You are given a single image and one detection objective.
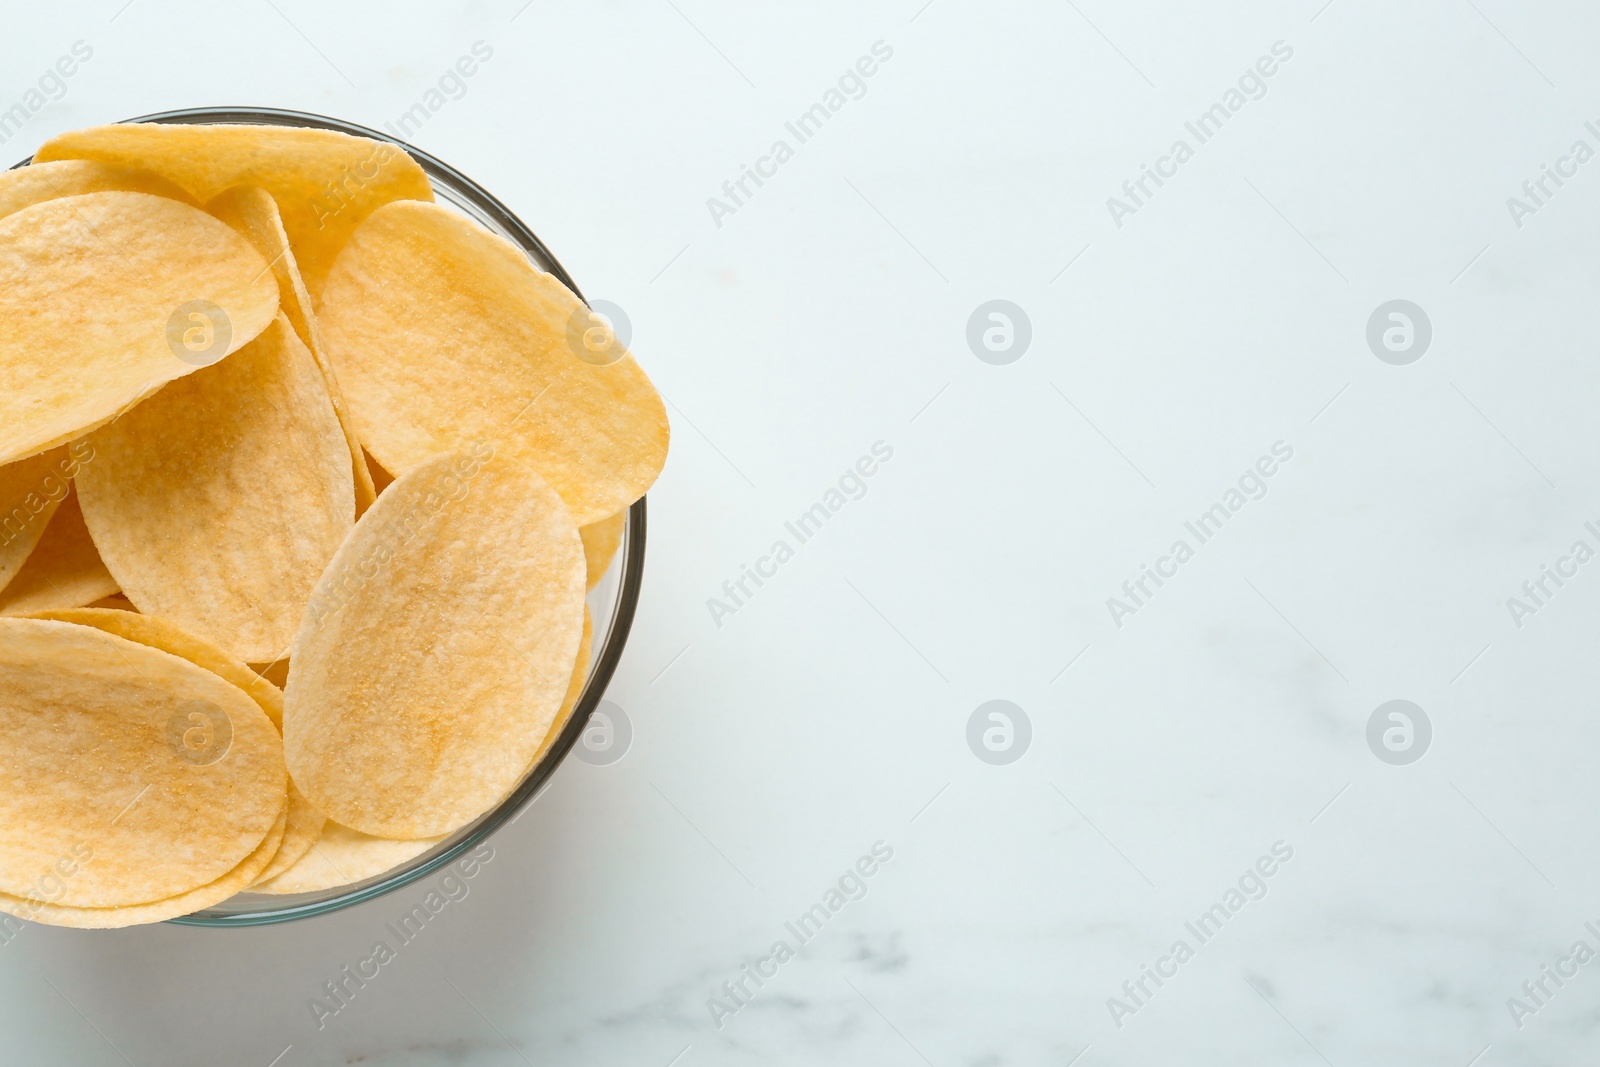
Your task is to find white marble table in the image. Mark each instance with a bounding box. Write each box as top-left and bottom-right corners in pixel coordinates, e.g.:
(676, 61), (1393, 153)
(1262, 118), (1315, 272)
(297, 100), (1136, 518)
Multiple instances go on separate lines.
(4, 1), (1599, 1063)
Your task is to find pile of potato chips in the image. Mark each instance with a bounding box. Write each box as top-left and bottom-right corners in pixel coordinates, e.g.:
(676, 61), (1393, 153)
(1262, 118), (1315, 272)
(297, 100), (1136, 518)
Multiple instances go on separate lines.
(0, 122), (667, 927)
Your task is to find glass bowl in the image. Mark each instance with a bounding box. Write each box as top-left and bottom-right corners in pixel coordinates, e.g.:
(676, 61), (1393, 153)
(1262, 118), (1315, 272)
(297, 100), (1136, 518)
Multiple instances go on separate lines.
(10, 106), (646, 925)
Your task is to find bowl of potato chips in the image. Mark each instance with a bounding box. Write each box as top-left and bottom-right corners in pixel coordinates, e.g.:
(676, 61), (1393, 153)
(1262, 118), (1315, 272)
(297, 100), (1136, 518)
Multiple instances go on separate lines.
(0, 107), (664, 926)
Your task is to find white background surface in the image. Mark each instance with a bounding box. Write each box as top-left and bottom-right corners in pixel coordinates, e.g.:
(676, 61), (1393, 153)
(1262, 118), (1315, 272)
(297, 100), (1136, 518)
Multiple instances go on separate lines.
(4, 1), (1600, 1064)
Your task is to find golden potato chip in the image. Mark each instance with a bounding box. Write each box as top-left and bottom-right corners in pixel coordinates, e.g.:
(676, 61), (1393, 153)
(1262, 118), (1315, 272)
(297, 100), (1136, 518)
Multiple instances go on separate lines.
(0, 446), (75, 591)
(487, 609), (592, 814)
(24, 608), (328, 882)
(204, 187), (320, 354)
(580, 511), (626, 591)
(319, 200), (669, 525)
(0, 618), (283, 907)
(0, 800), (287, 929)
(285, 448), (585, 838)
(77, 315), (355, 662)
(0, 190), (279, 467)
(253, 820), (443, 895)
(0, 490), (118, 616)
(27, 608), (284, 729)
(252, 782), (325, 887)
(6, 120), (671, 919)
(0, 159), (196, 221)
(527, 607), (593, 772)
(206, 185), (377, 514)
(35, 123), (434, 296)
(19, 607), (305, 883)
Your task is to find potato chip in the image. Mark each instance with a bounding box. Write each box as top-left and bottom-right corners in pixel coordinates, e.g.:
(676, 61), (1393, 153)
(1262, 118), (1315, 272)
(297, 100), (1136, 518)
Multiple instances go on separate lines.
(484, 608), (592, 817)
(5, 119), (668, 920)
(252, 782), (325, 887)
(0, 159), (195, 221)
(0, 618), (283, 907)
(0, 447), (74, 592)
(253, 820), (443, 896)
(580, 511), (626, 591)
(22, 607), (329, 882)
(206, 185), (377, 513)
(0, 190), (279, 467)
(318, 200), (669, 526)
(77, 315), (355, 663)
(35, 123), (434, 296)
(285, 448), (585, 838)
(0, 800), (287, 929)
(0, 490), (118, 616)
(27, 608), (284, 729)
(527, 607), (593, 772)
(204, 187), (320, 356)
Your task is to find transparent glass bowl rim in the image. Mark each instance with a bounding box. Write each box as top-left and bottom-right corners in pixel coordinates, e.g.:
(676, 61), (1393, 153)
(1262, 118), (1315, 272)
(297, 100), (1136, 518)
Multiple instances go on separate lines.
(9, 106), (646, 926)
